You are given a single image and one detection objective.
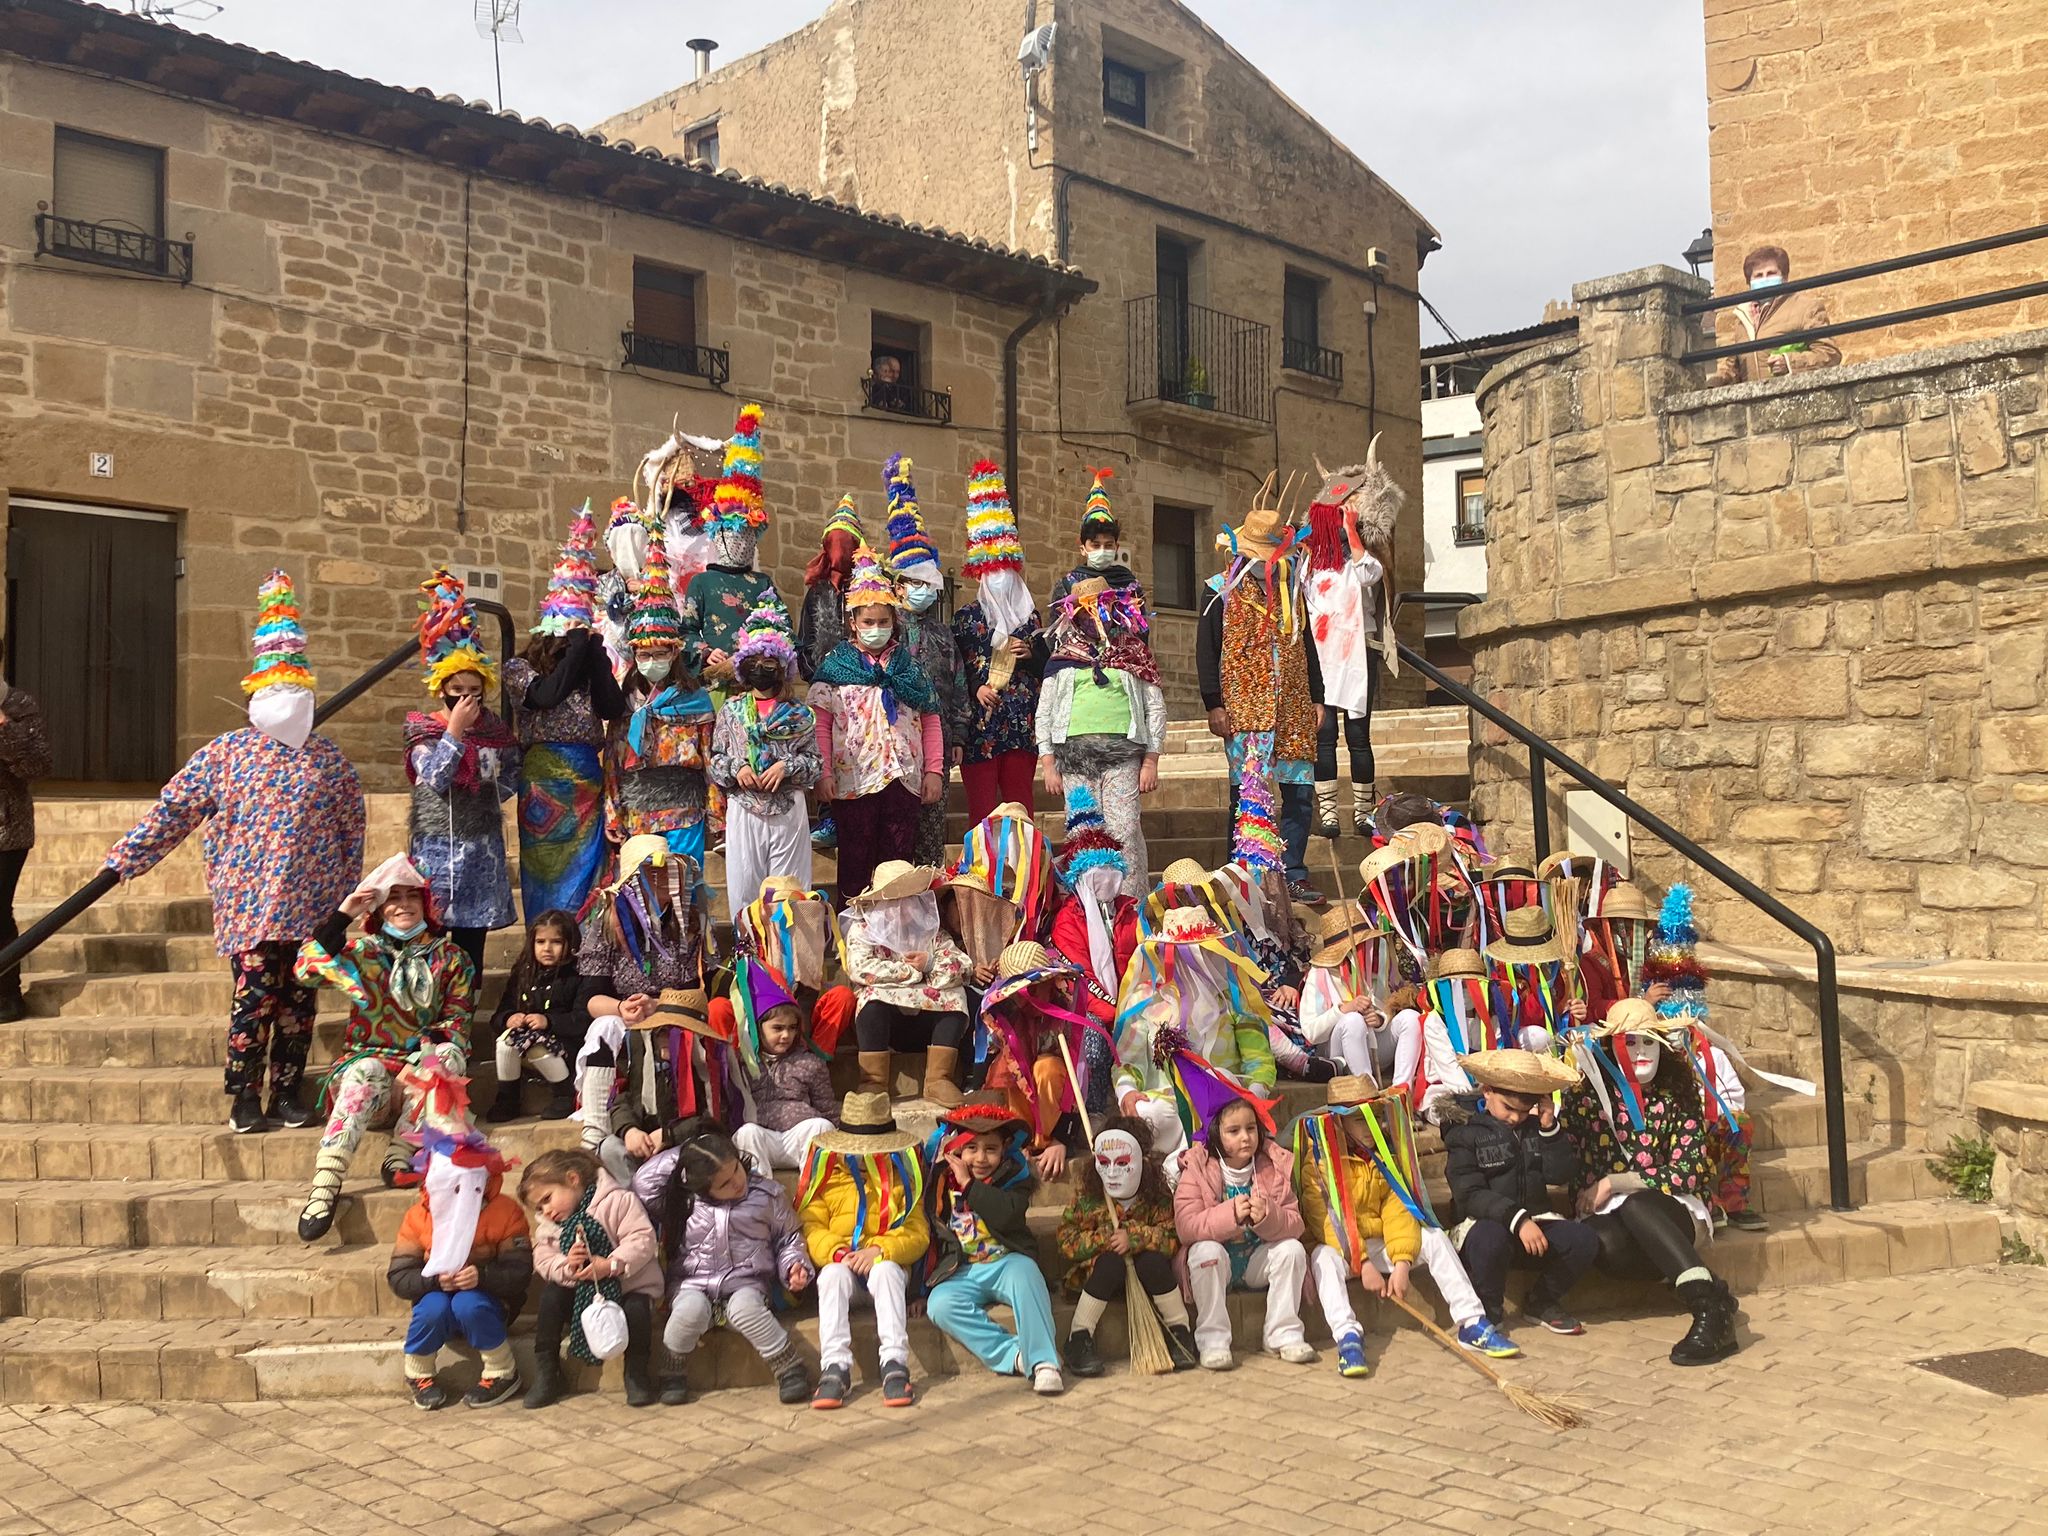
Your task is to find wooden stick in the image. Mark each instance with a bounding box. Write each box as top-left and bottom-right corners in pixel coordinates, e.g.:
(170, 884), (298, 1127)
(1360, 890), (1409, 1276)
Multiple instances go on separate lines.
(1379, 1289), (1589, 1430)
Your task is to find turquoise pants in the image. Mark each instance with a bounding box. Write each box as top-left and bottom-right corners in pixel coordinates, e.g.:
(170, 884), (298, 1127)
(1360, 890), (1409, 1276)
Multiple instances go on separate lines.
(926, 1252), (1060, 1375)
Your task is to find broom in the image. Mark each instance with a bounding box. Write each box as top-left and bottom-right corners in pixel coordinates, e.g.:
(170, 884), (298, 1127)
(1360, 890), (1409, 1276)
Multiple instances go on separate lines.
(1376, 1287), (1589, 1431)
(1055, 1033), (1177, 1376)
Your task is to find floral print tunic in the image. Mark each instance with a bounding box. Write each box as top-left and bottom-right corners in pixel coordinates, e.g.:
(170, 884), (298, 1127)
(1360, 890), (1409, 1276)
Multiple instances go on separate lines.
(951, 601), (1046, 762)
(1561, 1081), (1710, 1201)
(841, 920), (971, 1015)
(1055, 1192), (1177, 1295)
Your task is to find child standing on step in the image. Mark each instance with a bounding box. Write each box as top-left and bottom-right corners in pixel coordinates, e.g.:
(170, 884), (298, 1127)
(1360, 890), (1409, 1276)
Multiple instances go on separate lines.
(1057, 1119), (1197, 1376)
(485, 909), (582, 1124)
(519, 1147), (664, 1409)
(388, 1139), (532, 1410)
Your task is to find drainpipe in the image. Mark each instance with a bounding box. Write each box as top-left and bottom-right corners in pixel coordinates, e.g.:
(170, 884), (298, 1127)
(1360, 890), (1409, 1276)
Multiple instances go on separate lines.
(1004, 276), (1066, 521)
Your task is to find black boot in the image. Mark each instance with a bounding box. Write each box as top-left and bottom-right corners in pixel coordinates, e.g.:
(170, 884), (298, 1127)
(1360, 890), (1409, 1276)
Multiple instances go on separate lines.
(1670, 1277), (1739, 1366)
(1164, 1322), (1200, 1372)
(769, 1345), (810, 1405)
(483, 1079), (522, 1124)
(523, 1350), (566, 1409)
(658, 1371), (688, 1407)
(1064, 1329), (1105, 1378)
(623, 1296), (658, 1407)
(544, 1076), (576, 1120)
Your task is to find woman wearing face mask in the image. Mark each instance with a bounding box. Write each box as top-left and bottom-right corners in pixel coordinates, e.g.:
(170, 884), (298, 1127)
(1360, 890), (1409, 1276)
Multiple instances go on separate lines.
(707, 603), (819, 914)
(805, 543), (945, 908)
(104, 571), (365, 1136)
(880, 454), (969, 868)
(607, 535), (717, 870)
(678, 404), (780, 703)
(1563, 999), (1741, 1365)
(1710, 245), (1842, 385)
(408, 570), (519, 985)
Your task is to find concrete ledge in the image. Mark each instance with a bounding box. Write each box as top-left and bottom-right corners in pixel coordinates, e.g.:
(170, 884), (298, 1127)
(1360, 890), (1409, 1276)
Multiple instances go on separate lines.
(1666, 323), (2048, 414)
(1704, 941), (2048, 1006)
(1968, 1079), (2048, 1125)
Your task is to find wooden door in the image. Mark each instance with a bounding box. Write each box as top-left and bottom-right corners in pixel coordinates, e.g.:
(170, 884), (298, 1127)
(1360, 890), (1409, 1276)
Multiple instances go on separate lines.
(5, 499), (178, 783)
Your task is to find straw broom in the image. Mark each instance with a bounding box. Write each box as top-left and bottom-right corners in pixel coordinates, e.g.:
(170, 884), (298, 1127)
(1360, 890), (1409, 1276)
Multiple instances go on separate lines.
(1376, 1288), (1588, 1431)
(1055, 1033), (1177, 1376)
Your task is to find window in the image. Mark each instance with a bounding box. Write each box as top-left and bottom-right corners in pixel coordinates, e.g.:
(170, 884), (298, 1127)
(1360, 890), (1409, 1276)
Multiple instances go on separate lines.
(862, 312), (950, 423)
(1455, 471), (1487, 544)
(41, 128), (188, 279)
(1152, 501), (1203, 611)
(1103, 58), (1147, 127)
(683, 122), (720, 169)
(1282, 271), (1339, 379)
(624, 261), (728, 383)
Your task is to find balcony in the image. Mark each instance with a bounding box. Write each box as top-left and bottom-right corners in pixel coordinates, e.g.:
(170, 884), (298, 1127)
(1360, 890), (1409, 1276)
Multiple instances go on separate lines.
(1126, 294), (1271, 430)
(35, 212), (191, 282)
(621, 330), (731, 387)
(1282, 336), (1343, 383)
(860, 374), (953, 426)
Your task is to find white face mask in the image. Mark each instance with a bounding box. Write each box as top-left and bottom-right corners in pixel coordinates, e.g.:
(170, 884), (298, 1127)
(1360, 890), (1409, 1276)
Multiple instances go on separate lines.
(607, 520), (649, 581)
(902, 583), (939, 613)
(857, 625), (893, 650)
(1084, 548), (1118, 571)
(639, 656), (672, 685)
(248, 687), (315, 750)
(1093, 1128), (1143, 1202)
(1628, 1038), (1662, 1086)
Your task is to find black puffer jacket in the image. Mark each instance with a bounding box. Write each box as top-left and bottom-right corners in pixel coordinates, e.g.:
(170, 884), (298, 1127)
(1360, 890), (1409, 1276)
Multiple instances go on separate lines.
(1443, 1109), (1578, 1234)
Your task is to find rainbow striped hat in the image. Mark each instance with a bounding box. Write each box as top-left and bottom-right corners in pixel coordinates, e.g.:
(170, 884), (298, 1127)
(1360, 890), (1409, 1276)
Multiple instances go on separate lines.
(629, 535), (685, 652)
(824, 492), (864, 542)
(1058, 783), (1127, 885)
(418, 568), (497, 693)
(732, 599), (798, 673)
(242, 569), (316, 696)
(1080, 466), (1117, 535)
(532, 500), (599, 635)
(711, 402), (768, 537)
(962, 459), (1023, 582)
(844, 541), (900, 611)
(883, 453), (941, 585)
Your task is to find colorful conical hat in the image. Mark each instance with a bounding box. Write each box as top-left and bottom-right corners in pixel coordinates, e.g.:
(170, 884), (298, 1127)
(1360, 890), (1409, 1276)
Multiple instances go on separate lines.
(1081, 466), (1117, 534)
(825, 492), (863, 542)
(884, 452), (941, 584)
(963, 460), (1023, 582)
(629, 536), (684, 652)
(243, 569), (316, 695)
(844, 540), (900, 610)
(418, 568), (497, 693)
(532, 500), (599, 635)
(731, 599), (797, 672)
(1058, 782), (1127, 883)
(711, 402), (767, 537)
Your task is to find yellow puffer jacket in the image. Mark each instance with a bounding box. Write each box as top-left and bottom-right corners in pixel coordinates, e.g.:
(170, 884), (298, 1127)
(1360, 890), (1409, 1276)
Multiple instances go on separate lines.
(1297, 1141), (1422, 1267)
(799, 1157), (931, 1270)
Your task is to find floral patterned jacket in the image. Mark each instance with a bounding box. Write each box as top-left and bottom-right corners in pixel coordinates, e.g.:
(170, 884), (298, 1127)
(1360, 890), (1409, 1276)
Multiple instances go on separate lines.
(841, 919), (971, 1015)
(1055, 1191), (1178, 1295)
(951, 602), (1046, 762)
(1560, 1081), (1710, 1201)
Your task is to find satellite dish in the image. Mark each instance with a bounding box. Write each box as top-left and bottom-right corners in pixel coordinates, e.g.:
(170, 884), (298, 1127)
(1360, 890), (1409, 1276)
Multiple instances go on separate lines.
(1017, 22), (1055, 75)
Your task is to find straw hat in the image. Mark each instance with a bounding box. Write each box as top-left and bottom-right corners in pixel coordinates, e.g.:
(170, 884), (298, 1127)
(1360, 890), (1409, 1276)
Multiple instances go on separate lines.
(812, 1090), (921, 1155)
(1430, 947), (1487, 982)
(1483, 905), (1569, 967)
(1158, 906), (1226, 945)
(981, 941), (1079, 1012)
(1310, 924), (1387, 970)
(1317, 901), (1373, 941)
(1595, 997), (1666, 1038)
(1599, 882), (1654, 922)
(849, 860), (940, 906)
(1067, 575), (1113, 605)
(1228, 506), (1291, 562)
(616, 834), (671, 886)
(1158, 857), (1211, 887)
(647, 987), (715, 1037)
(1480, 862), (1539, 885)
(755, 874), (810, 903)
(1396, 822), (1453, 858)
(1325, 1075), (1388, 1108)
(1460, 1048), (1583, 1096)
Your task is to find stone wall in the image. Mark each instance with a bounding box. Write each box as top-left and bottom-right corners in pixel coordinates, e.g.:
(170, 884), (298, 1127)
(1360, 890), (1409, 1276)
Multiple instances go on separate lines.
(0, 56), (1059, 788)
(1461, 266), (2048, 962)
(1706, 0), (2048, 356)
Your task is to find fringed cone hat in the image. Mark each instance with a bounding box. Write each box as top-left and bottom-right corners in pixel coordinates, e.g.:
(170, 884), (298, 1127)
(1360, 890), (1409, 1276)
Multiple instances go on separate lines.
(533, 501), (600, 635)
(1460, 1048), (1583, 1096)
(731, 599), (797, 673)
(710, 402), (768, 538)
(243, 569), (316, 697)
(843, 541), (900, 610)
(1080, 466), (1117, 538)
(883, 452), (941, 587)
(1058, 783), (1128, 886)
(963, 459), (1023, 583)
(824, 492), (864, 542)
(629, 536), (684, 653)
(417, 568), (497, 693)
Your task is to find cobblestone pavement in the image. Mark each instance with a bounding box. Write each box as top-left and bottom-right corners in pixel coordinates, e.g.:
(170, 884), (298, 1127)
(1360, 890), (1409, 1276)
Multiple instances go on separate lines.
(0, 1265), (2044, 1536)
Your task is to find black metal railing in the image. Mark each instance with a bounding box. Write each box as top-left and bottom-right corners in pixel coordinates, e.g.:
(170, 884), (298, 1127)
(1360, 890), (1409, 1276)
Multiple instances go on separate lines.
(1680, 220), (2048, 368)
(0, 600), (519, 985)
(36, 211), (192, 283)
(1126, 294), (1272, 423)
(1282, 336), (1343, 382)
(1384, 604), (1852, 1212)
(1452, 519), (1487, 546)
(621, 330), (731, 387)
(860, 375), (953, 426)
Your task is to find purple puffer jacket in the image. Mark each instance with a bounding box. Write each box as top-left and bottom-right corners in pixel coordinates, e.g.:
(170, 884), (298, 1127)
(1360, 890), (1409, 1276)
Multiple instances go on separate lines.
(632, 1153), (812, 1301)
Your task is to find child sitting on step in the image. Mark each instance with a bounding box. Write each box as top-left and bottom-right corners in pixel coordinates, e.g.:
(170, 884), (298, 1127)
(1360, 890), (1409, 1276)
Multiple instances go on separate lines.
(633, 1119), (813, 1406)
(1174, 1096), (1314, 1372)
(726, 963), (838, 1171)
(1057, 1118), (1197, 1376)
(485, 909), (582, 1124)
(519, 1148), (663, 1409)
(387, 1138), (532, 1410)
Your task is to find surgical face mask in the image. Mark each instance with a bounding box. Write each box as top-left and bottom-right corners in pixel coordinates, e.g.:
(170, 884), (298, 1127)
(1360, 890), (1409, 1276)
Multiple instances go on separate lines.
(1628, 1038), (1662, 1086)
(902, 583), (939, 613)
(1093, 1129), (1143, 1202)
(1084, 547), (1118, 571)
(1748, 273), (1783, 291)
(857, 624), (893, 650)
(639, 656), (672, 685)
(248, 687), (314, 750)
(383, 918), (428, 942)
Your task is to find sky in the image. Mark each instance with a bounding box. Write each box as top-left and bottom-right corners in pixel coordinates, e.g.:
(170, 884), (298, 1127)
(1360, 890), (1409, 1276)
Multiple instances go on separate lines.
(144, 0), (1712, 344)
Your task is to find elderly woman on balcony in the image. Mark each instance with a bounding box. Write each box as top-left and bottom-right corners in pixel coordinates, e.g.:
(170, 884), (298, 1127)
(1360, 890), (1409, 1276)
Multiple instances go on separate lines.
(1710, 244), (1843, 385)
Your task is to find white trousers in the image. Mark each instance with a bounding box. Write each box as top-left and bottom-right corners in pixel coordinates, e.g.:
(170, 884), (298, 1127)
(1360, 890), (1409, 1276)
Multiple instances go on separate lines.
(1326, 1008), (1422, 1090)
(815, 1258), (909, 1372)
(663, 1283), (789, 1361)
(725, 797), (813, 918)
(1308, 1228), (1485, 1340)
(1129, 1094), (1188, 1185)
(733, 1118), (832, 1172)
(1187, 1236), (1307, 1354)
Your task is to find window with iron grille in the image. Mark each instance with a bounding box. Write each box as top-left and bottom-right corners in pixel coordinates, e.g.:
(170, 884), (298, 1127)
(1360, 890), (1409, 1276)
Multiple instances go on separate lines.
(1455, 471), (1487, 544)
(863, 313), (950, 422)
(1103, 58), (1147, 127)
(54, 128), (163, 236)
(1283, 271), (1340, 378)
(624, 261), (728, 382)
(1152, 500), (1203, 611)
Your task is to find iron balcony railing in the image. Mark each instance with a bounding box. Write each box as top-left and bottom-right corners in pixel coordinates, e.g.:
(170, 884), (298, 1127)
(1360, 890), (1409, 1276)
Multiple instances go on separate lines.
(1282, 335), (1343, 382)
(1452, 519), (1487, 546)
(860, 375), (953, 426)
(621, 330), (731, 387)
(1126, 294), (1272, 423)
(35, 211), (192, 283)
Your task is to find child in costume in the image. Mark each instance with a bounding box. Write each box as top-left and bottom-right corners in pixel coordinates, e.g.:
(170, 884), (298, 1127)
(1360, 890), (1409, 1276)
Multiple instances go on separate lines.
(1295, 1077), (1520, 1378)
(708, 601), (819, 913)
(882, 454), (970, 867)
(293, 855), (475, 1242)
(608, 534), (717, 869)
(1046, 785), (1140, 1126)
(1443, 1047), (1599, 1336)
(842, 860), (973, 1107)
(1415, 946), (1498, 1124)
(520, 1147), (664, 1408)
(678, 403), (778, 700)
(484, 909), (582, 1124)
(104, 569), (364, 1135)
(407, 569), (519, 982)
(1035, 576), (1164, 899)
(1209, 858), (1325, 1082)
(634, 1120), (813, 1405)
(979, 942), (1088, 1180)
(799, 1090), (931, 1409)
(507, 502), (624, 918)
(729, 874), (859, 1063)
(1486, 901), (1575, 1051)
(807, 541), (945, 907)
(953, 460), (1047, 825)
(1175, 1096), (1314, 1371)
(1057, 1118), (1196, 1375)
(925, 1102), (1063, 1394)
(1303, 445), (1399, 839)
(726, 961), (838, 1170)
(388, 1136), (532, 1409)
(797, 493), (863, 851)
(1048, 466), (1145, 611)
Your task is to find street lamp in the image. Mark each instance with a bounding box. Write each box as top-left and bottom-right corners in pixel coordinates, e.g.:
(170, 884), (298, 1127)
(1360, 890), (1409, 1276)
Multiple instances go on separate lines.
(1683, 227), (1714, 279)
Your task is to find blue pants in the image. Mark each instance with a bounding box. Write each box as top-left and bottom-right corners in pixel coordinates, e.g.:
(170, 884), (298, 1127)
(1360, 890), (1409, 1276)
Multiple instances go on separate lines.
(404, 1289), (508, 1357)
(926, 1252), (1060, 1375)
(1280, 780), (1313, 885)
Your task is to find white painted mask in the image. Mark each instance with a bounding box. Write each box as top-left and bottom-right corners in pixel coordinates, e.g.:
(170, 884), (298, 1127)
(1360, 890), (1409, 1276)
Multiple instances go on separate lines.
(1628, 1037), (1662, 1086)
(248, 686), (315, 750)
(1093, 1128), (1143, 1202)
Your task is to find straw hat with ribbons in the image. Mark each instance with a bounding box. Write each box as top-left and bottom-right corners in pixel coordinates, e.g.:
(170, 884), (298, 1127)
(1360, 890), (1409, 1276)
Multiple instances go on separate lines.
(849, 860), (941, 906)
(1459, 1048), (1583, 1097)
(1483, 905), (1569, 968)
(811, 1090), (920, 1155)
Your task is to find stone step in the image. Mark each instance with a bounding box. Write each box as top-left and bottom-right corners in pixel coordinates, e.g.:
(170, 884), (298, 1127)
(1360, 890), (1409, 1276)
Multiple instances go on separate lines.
(1747, 1096), (1870, 1151)
(1751, 1141), (1947, 1212)
(17, 896), (216, 937)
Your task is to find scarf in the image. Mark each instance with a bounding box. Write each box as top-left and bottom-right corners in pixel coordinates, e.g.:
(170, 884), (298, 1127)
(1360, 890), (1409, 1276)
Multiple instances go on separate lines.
(403, 710), (518, 794)
(812, 640), (938, 723)
(384, 930), (441, 1015)
(558, 1181), (623, 1364)
(1045, 630), (1161, 689)
(743, 698), (812, 771)
(624, 681), (712, 759)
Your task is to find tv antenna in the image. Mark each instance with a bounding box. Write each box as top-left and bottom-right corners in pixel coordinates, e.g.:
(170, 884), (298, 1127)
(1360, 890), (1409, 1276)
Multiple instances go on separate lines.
(474, 0), (524, 111)
(129, 0), (226, 20)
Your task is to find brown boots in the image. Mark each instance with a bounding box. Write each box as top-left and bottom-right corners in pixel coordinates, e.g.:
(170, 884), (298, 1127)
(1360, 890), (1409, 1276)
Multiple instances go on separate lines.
(921, 1044), (965, 1109)
(858, 1050), (893, 1094)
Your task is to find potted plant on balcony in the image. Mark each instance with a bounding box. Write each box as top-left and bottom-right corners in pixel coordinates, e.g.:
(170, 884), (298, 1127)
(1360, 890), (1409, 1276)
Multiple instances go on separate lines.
(1183, 358), (1215, 410)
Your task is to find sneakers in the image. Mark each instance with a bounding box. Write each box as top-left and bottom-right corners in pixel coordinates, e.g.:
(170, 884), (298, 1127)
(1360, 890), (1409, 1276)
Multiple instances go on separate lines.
(1335, 1332), (1370, 1378)
(1198, 1346), (1235, 1371)
(880, 1358), (914, 1407)
(1164, 1323), (1200, 1372)
(1284, 878), (1327, 908)
(1728, 1208), (1769, 1232)
(267, 1095), (313, 1131)
(463, 1372), (520, 1408)
(1063, 1329), (1105, 1378)
(229, 1093), (266, 1134)
(1276, 1341), (1319, 1365)
(1031, 1363), (1065, 1395)
(1529, 1303), (1586, 1337)
(774, 1355), (811, 1405)
(407, 1375), (447, 1410)
(1457, 1319), (1522, 1358)
(812, 1363), (850, 1410)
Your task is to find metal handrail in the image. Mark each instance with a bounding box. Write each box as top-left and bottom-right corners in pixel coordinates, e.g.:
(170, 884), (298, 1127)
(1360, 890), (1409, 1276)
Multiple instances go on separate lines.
(1391, 625), (1852, 1212)
(1683, 221), (2048, 315)
(0, 600), (519, 983)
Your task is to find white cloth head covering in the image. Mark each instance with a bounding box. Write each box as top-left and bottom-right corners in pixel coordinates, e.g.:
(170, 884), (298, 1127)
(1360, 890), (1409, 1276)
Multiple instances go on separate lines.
(977, 567), (1035, 650)
(420, 1151), (488, 1279)
(350, 853), (429, 912)
(248, 688), (315, 750)
(1075, 865), (1123, 1001)
(856, 892), (941, 959)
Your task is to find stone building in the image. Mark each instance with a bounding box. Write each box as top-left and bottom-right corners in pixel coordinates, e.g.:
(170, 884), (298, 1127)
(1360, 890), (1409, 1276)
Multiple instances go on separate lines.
(599, 0), (1438, 711)
(1706, 0), (2048, 359)
(0, 0), (1091, 789)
